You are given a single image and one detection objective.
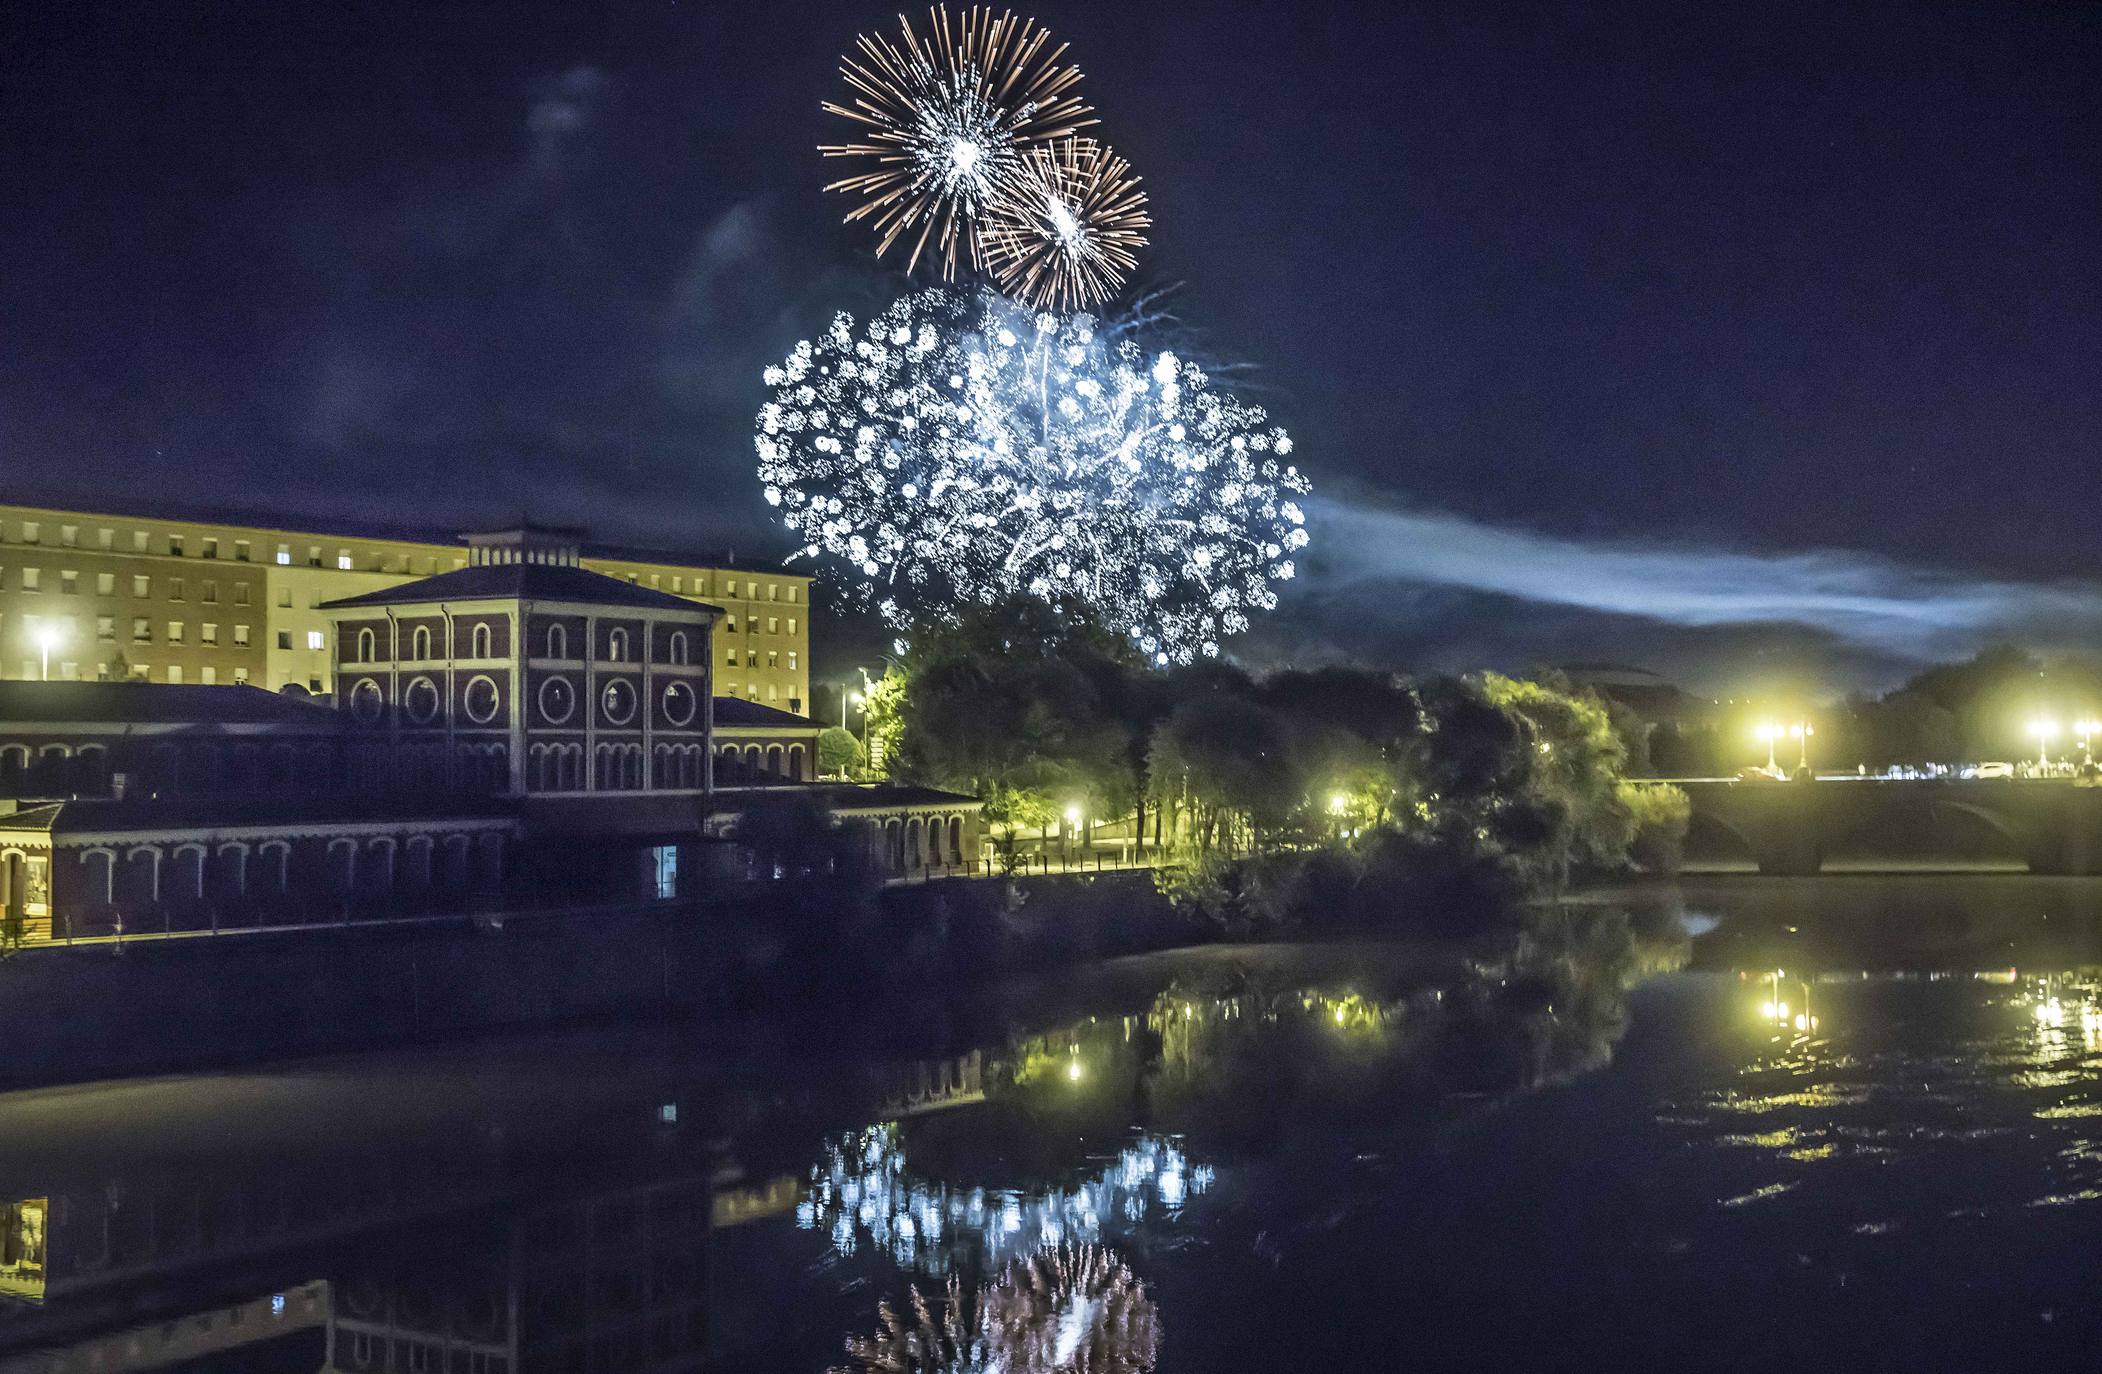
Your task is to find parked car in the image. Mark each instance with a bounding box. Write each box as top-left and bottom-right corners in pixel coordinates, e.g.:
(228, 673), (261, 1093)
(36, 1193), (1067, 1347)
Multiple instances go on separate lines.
(1970, 762), (2014, 779)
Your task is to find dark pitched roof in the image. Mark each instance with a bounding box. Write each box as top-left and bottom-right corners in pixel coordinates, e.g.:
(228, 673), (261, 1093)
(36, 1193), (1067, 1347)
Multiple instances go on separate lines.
(0, 681), (339, 727)
(711, 697), (818, 729)
(32, 795), (517, 835)
(321, 562), (721, 614)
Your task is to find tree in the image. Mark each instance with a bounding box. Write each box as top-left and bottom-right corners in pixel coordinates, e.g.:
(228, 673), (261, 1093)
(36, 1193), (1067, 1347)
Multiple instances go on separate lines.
(890, 598), (1137, 850)
(817, 726), (865, 779)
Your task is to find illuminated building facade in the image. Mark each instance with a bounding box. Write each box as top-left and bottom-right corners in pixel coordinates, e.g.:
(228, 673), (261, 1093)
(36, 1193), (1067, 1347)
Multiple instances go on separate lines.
(0, 502), (812, 715)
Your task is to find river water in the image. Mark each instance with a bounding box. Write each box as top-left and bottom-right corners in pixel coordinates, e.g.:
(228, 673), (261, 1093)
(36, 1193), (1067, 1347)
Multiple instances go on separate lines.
(3, 875), (2102, 1372)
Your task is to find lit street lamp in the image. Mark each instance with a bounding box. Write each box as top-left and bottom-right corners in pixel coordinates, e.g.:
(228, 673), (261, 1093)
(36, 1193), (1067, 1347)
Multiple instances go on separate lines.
(1754, 722), (1780, 772)
(2029, 717), (2059, 770)
(2077, 719), (2100, 768)
(841, 686), (863, 731)
(34, 624), (62, 682)
(1789, 721), (1815, 773)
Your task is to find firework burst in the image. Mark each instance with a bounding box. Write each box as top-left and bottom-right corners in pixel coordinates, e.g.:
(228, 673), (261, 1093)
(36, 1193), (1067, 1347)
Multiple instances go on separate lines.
(822, 6), (1096, 279)
(755, 288), (1309, 665)
(985, 137), (1151, 312)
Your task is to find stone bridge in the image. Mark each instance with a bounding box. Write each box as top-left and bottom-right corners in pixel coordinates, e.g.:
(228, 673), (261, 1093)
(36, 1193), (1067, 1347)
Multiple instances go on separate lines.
(1658, 778), (2102, 876)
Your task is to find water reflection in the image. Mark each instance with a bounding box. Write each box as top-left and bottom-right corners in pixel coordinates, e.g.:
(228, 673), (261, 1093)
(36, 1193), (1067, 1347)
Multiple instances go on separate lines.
(835, 1245), (1159, 1374)
(0, 903), (1710, 1373)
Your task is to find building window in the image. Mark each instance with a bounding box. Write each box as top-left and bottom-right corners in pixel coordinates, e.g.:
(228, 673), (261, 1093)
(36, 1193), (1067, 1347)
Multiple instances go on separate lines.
(234, 540), (251, 562)
(203, 537), (219, 559)
(233, 624), (250, 645)
(767, 684), (778, 701)
(168, 621), (184, 644)
(788, 585), (799, 604)
(789, 651), (798, 671)
(745, 650), (756, 667)
(201, 666), (216, 684)
(276, 630), (292, 650)
(201, 623), (218, 645)
(202, 580), (217, 603)
(337, 550), (353, 570)
(131, 530), (147, 552)
(21, 569), (38, 592)
(462, 675), (501, 724)
(788, 617), (798, 635)
(546, 624), (567, 659)
(276, 544), (290, 565)
(668, 631), (688, 665)
(132, 575), (148, 597)
(725, 615), (738, 633)
(135, 618), (152, 643)
(651, 845), (677, 900)
(307, 546), (321, 567)
(766, 616), (778, 634)
(725, 579), (737, 598)
(95, 572), (114, 595)
(21, 522), (38, 542)
(356, 627), (376, 661)
(233, 667), (249, 683)
(306, 629), (325, 651)
(602, 679), (637, 726)
(167, 665), (183, 684)
(606, 627), (628, 662)
(59, 524), (77, 547)
(97, 528), (113, 549)
(768, 582), (778, 601)
(472, 623), (492, 658)
(724, 646), (736, 667)
(402, 676), (441, 724)
(349, 678), (384, 722)
(96, 616), (114, 641)
(411, 625), (431, 660)
(168, 535), (184, 556)
(767, 651), (778, 669)
(60, 571), (78, 595)
(672, 575), (683, 592)
(538, 675), (576, 725)
(169, 578), (183, 601)
(662, 680), (697, 727)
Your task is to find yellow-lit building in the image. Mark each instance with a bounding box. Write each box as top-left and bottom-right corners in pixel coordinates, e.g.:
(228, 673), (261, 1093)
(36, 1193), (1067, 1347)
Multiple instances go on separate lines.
(0, 503), (813, 713)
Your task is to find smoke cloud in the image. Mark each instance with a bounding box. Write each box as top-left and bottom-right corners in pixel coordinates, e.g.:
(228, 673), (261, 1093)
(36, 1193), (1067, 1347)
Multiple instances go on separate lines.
(1304, 494), (2102, 674)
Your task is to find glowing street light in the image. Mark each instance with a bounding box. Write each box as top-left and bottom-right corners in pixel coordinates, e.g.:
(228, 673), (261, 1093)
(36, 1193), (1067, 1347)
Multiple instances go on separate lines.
(33, 623), (62, 682)
(1754, 722), (1780, 772)
(841, 685), (864, 730)
(2076, 718), (2100, 768)
(1789, 721), (1815, 773)
(2029, 717), (2059, 769)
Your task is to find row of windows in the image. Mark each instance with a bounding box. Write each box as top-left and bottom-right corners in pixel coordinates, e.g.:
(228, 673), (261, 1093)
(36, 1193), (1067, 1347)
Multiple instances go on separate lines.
(722, 614), (797, 636)
(0, 569), (254, 604)
(719, 680), (788, 704)
(2, 612), (254, 648)
(615, 570), (802, 604)
(723, 648), (797, 671)
(348, 624), (705, 666)
(11, 661), (249, 684)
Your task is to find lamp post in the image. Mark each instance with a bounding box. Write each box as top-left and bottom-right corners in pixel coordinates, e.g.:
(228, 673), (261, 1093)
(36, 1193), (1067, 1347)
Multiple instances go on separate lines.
(2077, 719), (2099, 768)
(1755, 722), (1780, 773)
(1789, 721), (1815, 774)
(1064, 803), (1082, 868)
(2029, 717), (2059, 770)
(34, 624), (62, 682)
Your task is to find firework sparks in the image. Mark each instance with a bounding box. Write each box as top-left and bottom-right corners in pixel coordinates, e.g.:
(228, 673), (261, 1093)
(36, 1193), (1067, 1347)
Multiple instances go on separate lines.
(821, 6), (1096, 279)
(755, 288), (1309, 665)
(985, 137), (1151, 311)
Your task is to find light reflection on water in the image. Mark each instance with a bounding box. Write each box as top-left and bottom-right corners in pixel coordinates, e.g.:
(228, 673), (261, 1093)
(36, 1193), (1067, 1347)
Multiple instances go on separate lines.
(14, 890), (2102, 1368)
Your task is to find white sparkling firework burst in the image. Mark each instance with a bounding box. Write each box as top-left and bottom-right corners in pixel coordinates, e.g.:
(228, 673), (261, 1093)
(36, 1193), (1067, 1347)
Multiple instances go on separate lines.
(755, 288), (1310, 665)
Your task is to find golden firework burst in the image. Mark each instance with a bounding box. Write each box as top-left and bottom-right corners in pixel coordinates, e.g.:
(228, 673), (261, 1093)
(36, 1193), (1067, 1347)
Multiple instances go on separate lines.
(984, 137), (1150, 311)
(821, 7), (1096, 279)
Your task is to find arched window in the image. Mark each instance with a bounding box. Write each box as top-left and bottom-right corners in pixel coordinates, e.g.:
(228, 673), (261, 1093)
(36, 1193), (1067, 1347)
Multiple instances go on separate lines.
(669, 631), (688, 665)
(546, 624), (567, 659)
(787, 744), (805, 780)
(471, 623), (493, 659)
(607, 628), (629, 663)
(411, 625), (431, 661)
(356, 627), (376, 662)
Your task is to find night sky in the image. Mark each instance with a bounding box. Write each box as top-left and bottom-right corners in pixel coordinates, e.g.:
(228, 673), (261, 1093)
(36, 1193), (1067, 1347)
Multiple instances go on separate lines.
(4, 2), (2097, 692)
